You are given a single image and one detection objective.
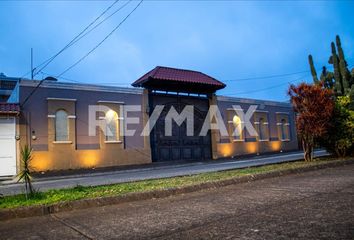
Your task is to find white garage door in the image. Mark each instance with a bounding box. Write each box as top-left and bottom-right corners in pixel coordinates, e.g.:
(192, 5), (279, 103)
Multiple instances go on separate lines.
(0, 117), (16, 176)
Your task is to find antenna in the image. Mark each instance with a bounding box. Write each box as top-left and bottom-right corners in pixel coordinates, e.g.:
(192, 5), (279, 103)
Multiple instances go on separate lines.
(30, 48), (36, 80)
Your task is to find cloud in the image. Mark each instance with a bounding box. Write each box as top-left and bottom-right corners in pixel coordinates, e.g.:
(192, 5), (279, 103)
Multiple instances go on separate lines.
(0, 1), (353, 101)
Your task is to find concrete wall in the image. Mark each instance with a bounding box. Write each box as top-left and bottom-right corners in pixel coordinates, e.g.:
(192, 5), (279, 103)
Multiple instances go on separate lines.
(216, 96), (299, 158)
(15, 80), (299, 172)
(18, 81), (151, 172)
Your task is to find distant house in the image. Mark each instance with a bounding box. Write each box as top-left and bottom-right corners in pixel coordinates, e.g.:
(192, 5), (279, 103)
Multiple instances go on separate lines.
(0, 73), (19, 102)
(0, 66), (298, 176)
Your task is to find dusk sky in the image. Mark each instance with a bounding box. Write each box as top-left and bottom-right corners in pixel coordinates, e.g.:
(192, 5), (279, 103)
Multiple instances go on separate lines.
(1, 1), (353, 101)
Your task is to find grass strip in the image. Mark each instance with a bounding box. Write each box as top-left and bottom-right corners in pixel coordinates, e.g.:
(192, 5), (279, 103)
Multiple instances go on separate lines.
(0, 157), (346, 209)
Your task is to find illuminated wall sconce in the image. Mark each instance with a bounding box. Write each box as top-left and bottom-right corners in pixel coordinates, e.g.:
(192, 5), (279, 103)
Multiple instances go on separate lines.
(32, 130), (37, 140)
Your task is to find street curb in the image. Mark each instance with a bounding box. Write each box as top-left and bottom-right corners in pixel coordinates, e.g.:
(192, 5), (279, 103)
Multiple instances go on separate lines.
(1, 158), (353, 221)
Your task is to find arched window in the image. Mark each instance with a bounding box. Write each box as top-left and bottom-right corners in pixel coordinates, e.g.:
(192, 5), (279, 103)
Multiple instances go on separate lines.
(232, 115), (243, 140)
(280, 119), (290, 140)
(258, 117), (269, 141)
(55, 110), (69, 141)
(105, 110), (119, 142)
(259, 118), (265, 140)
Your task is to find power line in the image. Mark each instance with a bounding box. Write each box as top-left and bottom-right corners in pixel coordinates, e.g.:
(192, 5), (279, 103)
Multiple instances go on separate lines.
(41, 68), (310, 90)
(32, 0), (120, 77)
(40, 71), (82, 83)
(21, 1), (141, 107)
(223, 64), (338, 82)
(40, 71), (132, 86)
(220, 62), (351, 94)
(57, 0), (143, 78)
(223, 70), (309, 82)
(37, 61), (346, 98)
(19, 1), (130, 79)
(38, 70), (306, 96)
(223, 74), (308, 96)
(57, 0), (132, 55)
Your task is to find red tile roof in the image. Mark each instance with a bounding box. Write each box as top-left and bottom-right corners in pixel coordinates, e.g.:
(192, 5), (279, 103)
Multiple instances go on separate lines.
(0, 103), (20, 115)
(132, 66), (226, 89)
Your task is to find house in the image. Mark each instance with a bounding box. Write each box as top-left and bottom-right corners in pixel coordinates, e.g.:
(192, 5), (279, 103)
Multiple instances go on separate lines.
(0, 66), (298, 176)
(0, 103), (20, 176)
(0, 73), (19, 102)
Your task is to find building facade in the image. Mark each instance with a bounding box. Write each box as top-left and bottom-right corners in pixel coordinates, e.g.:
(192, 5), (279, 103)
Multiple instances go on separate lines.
(0, 66), (298, 176)
(0, 73), (19, 102)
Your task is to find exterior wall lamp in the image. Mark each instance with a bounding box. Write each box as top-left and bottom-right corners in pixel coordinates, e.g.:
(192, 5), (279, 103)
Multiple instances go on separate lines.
(31, 130), (37, 140)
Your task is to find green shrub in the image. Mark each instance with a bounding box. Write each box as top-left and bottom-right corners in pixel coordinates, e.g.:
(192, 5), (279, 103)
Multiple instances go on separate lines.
(319, 96), (354, 157)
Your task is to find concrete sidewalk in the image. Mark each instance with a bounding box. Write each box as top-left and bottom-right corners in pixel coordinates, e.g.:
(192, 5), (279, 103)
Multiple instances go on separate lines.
(0, 150), (328, 196)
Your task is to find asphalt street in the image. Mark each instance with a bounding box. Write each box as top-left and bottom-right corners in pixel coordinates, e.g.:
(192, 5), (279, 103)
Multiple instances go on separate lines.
(0, 150), (328, 195)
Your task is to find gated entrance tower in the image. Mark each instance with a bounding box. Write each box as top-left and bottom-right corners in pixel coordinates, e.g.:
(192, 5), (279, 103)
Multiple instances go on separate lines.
(132, 66), (226, 162)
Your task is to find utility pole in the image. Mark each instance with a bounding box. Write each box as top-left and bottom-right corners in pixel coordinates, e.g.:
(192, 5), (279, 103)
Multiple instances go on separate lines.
(30, 48), (35, 79)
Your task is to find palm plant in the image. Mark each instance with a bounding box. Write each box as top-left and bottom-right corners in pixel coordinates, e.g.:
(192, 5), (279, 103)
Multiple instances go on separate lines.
(17, 145), (35, 198)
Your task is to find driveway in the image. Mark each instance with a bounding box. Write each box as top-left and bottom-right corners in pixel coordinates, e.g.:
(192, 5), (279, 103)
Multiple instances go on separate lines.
(0, 150), (328, 196)
(1, 161), (353, 239)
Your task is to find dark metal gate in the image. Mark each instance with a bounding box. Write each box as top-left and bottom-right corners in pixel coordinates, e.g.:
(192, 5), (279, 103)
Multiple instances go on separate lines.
(149, 93), (212, 162)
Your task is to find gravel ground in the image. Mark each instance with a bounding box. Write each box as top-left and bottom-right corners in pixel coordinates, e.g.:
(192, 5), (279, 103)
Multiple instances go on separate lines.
(1, 163), (353, 240)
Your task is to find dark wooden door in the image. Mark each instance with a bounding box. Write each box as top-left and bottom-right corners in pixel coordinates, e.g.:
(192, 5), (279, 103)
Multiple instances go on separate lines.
(149, 93), (212, 162)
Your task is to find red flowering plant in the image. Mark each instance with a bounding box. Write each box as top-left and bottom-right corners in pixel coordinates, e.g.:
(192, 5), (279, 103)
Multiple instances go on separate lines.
(288, 82), (334, 161)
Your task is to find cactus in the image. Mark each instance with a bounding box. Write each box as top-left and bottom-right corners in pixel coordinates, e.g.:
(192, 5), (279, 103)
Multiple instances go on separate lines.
(308, 55), (319, 84)
(336, 36), (350, 93)
(309, 35), (353, 100)
(336, 35), (346, 64)
(330, 42), (343, 95)
(320, 67), (334, 89)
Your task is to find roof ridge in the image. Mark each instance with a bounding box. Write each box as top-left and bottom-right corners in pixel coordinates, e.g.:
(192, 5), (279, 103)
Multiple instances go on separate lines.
(153, 66), (163, 78)
(132, 66), (226, 90)
(154, 66), (225, 86)
(155, 66), (203, 74)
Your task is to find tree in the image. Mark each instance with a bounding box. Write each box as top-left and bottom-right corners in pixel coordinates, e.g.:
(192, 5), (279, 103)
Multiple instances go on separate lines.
(17, 145), (35, 198)
(288, 83), (334, 161)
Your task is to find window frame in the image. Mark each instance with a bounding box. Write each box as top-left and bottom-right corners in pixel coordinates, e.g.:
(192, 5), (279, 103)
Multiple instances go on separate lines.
(54, 109), (70, 143)
(96, 102), (125, 145)
(257, 117), (269, 141)
(226, 109), (245, 142)
(279, 118), (291, 141)
(104, 109), (121, 143)
(276, 113), (291, 141)
(254, 112), (270, 141)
